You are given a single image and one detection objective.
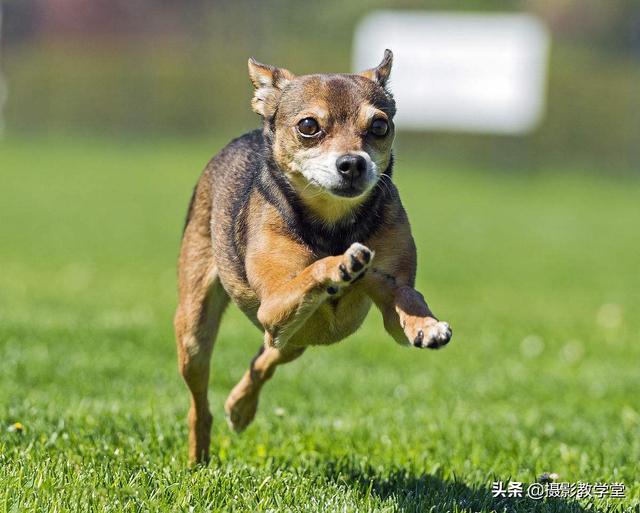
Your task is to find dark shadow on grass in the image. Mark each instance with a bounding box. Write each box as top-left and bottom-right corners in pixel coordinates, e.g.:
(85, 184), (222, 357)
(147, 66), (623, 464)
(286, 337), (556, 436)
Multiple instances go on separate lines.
(323, 461), (612, 513)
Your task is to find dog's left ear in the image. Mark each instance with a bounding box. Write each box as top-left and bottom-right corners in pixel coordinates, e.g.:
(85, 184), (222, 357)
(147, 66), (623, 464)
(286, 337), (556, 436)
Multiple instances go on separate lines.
(248, 58), (295, 118)
(359, 49), (393, 88)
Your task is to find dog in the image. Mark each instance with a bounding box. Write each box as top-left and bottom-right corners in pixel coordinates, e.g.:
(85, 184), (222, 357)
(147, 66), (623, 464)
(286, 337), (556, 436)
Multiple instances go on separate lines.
(175, 50), (452, 464)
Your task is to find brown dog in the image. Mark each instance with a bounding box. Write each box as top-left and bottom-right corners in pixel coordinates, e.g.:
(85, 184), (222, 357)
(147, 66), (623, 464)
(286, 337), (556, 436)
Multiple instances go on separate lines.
(175, 50), (452, 463)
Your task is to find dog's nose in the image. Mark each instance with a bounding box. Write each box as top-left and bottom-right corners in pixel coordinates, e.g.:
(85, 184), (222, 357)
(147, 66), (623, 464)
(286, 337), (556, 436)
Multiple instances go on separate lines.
(336, 154), (367, 180)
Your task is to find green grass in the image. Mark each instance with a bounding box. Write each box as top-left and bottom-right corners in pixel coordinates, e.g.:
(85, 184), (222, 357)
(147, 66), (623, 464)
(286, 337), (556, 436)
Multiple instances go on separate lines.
(1, 137), (639, 512)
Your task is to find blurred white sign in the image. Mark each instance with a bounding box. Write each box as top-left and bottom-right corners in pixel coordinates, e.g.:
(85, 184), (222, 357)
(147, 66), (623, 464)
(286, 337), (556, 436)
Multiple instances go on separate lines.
(354, 12), (550, 134)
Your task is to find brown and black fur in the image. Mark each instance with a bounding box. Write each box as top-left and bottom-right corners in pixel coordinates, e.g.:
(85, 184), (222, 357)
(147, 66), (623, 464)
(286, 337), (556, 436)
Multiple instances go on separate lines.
(175, 50), (452, 464)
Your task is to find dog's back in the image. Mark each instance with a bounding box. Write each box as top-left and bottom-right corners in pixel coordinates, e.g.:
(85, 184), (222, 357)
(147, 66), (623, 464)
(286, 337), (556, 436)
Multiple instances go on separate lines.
(184, 129), (266, 323)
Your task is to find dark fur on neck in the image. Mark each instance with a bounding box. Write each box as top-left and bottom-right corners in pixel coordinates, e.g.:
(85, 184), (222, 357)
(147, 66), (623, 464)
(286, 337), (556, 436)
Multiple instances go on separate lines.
(257, 129), (396, 256)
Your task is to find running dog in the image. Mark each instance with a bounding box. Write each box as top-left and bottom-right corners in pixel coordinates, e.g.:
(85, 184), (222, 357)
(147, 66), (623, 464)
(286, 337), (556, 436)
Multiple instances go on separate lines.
(175, 50), (452, 463)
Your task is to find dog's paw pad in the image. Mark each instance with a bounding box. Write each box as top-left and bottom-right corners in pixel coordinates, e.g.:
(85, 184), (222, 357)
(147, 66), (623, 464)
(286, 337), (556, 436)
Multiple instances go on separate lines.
(338, 263), (351, 282)
(350, 254), (364, 273)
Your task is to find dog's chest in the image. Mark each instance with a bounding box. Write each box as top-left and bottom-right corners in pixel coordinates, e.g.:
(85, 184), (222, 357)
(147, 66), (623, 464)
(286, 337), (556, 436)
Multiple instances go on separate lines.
(289, 287), (372, 346)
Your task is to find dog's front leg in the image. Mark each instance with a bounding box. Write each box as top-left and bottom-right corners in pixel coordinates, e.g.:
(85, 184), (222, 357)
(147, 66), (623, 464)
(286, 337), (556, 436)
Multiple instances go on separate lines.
(365, 270), (452, 349)
(249, 242), (374, 348)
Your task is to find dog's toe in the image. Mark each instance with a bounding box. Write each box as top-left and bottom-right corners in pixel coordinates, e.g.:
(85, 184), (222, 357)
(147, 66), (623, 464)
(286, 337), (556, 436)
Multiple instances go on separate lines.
(421, 321), (452, 349)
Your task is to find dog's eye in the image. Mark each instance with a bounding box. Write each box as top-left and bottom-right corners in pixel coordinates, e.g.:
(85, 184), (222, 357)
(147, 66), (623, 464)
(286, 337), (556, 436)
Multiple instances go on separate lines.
(297, 118), (320, 137)
(370, 118), (389, 137)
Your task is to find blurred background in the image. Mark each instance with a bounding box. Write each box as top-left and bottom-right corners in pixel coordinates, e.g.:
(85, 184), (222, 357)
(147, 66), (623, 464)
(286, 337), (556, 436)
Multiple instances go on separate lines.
(1, 0), (639, 173)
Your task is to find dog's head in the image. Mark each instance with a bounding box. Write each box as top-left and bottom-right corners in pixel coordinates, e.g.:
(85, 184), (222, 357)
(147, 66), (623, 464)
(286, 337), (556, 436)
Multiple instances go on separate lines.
(248, 51), (396, 222)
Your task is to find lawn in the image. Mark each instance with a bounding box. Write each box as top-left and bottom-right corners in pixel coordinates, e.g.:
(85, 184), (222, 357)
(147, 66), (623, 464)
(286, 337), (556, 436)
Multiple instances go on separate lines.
(1, 137), (638, 512)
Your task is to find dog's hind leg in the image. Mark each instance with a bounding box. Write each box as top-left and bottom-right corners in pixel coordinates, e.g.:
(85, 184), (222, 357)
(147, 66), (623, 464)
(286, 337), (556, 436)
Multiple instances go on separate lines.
(175, 180), (229, 464)
(224, 345), (305, 433)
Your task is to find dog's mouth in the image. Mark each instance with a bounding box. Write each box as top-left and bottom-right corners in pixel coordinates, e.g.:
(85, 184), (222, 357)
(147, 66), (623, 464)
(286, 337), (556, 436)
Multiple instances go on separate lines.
(289, 173), (377, 222)
(327, 183), (369, 198)
(303, 176), (372, 200)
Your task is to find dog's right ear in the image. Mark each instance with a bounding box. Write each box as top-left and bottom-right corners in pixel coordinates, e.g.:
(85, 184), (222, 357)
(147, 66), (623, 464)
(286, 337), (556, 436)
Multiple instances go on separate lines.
(359, 49), (393, 88)
(248, 58), (295, 118)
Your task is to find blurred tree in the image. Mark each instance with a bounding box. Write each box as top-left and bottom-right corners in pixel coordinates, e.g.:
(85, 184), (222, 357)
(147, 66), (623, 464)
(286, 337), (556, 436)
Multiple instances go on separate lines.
(0, 0), (7, 136)
(1, 0), (638, 172)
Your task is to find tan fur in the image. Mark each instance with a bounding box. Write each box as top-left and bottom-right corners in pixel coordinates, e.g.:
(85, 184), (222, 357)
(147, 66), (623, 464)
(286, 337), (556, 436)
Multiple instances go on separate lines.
(359, 49), (393, 87)
(175, 50), (451, 464)
(175, 178), (229, 463)
(289, 174), (369, 224)
(224, 345), (305, 432)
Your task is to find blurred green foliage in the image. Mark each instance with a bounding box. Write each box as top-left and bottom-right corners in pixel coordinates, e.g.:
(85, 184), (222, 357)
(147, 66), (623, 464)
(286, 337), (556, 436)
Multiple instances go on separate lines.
(2, 0), (640, 171)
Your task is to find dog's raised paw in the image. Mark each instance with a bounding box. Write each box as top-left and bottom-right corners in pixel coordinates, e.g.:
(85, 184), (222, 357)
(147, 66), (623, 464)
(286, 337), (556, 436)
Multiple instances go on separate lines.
(338, 243), (374, 284)
(413, 321), (452, 349)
